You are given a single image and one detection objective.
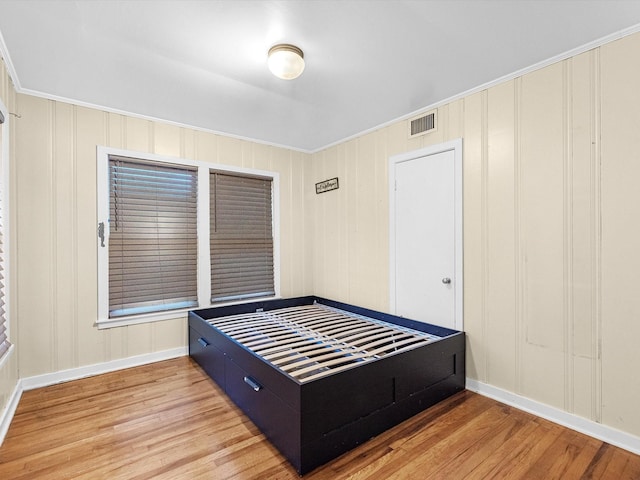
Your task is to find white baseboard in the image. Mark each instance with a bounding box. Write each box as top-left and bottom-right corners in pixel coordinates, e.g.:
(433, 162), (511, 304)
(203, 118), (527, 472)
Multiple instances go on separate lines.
(0, 353), (22, 446)
(0, 383), (21, 446)
(466, 378), (640, 456)
(20, 347), (188, 391)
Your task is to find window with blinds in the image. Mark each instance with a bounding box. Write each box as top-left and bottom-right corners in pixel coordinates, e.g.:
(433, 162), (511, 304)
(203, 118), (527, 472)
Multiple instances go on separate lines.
(108, 157), (198, 317)
(98, 148), (279, 326)
(0, 113), (8, 359)
(210, 172), (274, 303)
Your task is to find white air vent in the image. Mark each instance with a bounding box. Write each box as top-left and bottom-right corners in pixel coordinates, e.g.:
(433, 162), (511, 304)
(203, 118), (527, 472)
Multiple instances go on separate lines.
(408, 110), (437, 138)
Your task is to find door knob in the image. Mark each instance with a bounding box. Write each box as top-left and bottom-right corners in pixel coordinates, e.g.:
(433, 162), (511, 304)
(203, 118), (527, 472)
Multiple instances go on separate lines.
(442, 277), (451, 284)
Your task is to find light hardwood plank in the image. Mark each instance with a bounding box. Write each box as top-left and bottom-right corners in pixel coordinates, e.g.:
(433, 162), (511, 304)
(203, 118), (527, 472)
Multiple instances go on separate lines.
(1, 357), (639, 479)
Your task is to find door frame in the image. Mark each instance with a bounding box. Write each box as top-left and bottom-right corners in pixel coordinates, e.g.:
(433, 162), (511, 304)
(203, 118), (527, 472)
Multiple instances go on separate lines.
(388, 138), (464, 330)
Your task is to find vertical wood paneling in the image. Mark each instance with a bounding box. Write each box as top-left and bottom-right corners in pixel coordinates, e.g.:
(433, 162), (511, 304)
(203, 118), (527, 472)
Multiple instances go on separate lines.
(53, 101), (75, 371)
(480, 90), (489, 383)
(181, 128), (196, 160)
(74, 106), (106, 366)
(461, 92), (485, 381)
(278, 151), (293, 296)
(344, 139), (358, 302)
(351, 133), (381, 309)
(151, 319), (186, 352)
(16, 95), (53, 377)
(123, 116), (151, 152)
(310, 147), (325, 297)
(372, 129), (388, 311)
(374, 129), (390, 311)
(320, 147), (342, 300)
(336, 143), (350, 299)
(312, 147), (325, 297)
(519, 63), (566, 409)
(425, 105), (446, 147)
(278, 148), (307, 298)
(439, 104), (449, 141)
(563, 60), (572, 413)
(152, 122), (181, 157)
(570, 50), (598, 420)
(290, 150), (310, 296)
(447, 99), (465, 140)
(251, 143), (273, 172)
(513, 76), (524, 395)
(302, 148), (316, 296)
(217, 135), (243, 167)
(194, 129), (218, 161)
(48, 102), (58, 373)
(592, 48), (603, 426)
(486, 81), (517, 390)
(600, 33), (640, 435)
(386, 119), (410, 158)
(107, 114), (124, 149)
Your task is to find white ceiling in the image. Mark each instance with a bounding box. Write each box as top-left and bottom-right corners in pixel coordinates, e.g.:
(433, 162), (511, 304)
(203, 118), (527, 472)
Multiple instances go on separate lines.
(1, 1), (640, 152)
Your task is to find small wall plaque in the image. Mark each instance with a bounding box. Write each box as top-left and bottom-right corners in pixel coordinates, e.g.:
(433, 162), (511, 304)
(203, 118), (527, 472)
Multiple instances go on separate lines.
(315, 177), (339, 194)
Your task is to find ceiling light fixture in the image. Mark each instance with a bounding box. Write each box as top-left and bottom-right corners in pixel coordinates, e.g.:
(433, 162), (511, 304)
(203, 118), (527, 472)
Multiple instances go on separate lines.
(268, 44), (305, 80)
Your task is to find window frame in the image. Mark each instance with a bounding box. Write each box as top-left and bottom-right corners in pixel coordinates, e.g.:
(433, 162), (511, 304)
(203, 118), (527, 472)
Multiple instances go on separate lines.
(209, 170), (276, 304)
(96, 146), (280, 329)
(0, 97), (12, 366)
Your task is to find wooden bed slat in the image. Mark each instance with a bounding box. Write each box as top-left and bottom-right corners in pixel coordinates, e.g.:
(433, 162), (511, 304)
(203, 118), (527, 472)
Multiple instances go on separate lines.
(207, 303), (438, 382)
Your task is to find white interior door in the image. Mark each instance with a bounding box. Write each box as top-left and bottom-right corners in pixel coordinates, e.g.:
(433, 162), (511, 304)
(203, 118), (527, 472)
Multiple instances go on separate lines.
(389, 140), (463, 330)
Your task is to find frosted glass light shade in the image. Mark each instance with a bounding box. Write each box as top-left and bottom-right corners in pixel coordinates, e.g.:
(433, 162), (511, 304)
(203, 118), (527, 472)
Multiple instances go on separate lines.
(268, 44), (305, 80)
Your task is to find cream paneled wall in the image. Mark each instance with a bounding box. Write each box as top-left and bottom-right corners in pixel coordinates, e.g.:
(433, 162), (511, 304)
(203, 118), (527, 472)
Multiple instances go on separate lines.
(4, 29), (640, 443)
(13, 94), (311, 377)
(600, 34), (640, 436)
(310, 33), (640, 438)
(0, 57), (17, 426)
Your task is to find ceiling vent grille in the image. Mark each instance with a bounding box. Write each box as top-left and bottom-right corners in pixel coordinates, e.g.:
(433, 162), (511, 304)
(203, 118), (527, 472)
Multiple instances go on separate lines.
(408, 110), (437, 138)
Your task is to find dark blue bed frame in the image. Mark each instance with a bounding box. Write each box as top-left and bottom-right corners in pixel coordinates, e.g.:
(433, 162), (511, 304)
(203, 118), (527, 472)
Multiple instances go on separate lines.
(188, 296), (465, 475)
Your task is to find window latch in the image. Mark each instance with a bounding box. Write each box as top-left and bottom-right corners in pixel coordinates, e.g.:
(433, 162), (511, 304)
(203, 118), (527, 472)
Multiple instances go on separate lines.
(98, 222), (105, 247)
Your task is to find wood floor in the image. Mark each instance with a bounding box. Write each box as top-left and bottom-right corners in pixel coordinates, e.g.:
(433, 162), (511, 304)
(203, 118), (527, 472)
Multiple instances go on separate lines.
(1, 357), (639, 479)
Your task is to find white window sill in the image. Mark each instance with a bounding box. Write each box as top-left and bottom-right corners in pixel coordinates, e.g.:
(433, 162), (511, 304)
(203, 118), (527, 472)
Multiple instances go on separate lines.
(96, 309), (190, 329)
(96, 295), (281, 329)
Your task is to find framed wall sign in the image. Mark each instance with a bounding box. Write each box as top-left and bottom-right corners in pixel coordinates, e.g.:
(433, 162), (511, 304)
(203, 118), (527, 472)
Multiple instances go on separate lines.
(315, 177), (339, 194)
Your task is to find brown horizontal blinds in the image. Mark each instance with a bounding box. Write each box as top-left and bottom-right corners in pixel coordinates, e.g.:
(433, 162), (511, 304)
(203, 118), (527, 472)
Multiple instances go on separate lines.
(109, 157), (198, 317)
(210, 172), (274, 303)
